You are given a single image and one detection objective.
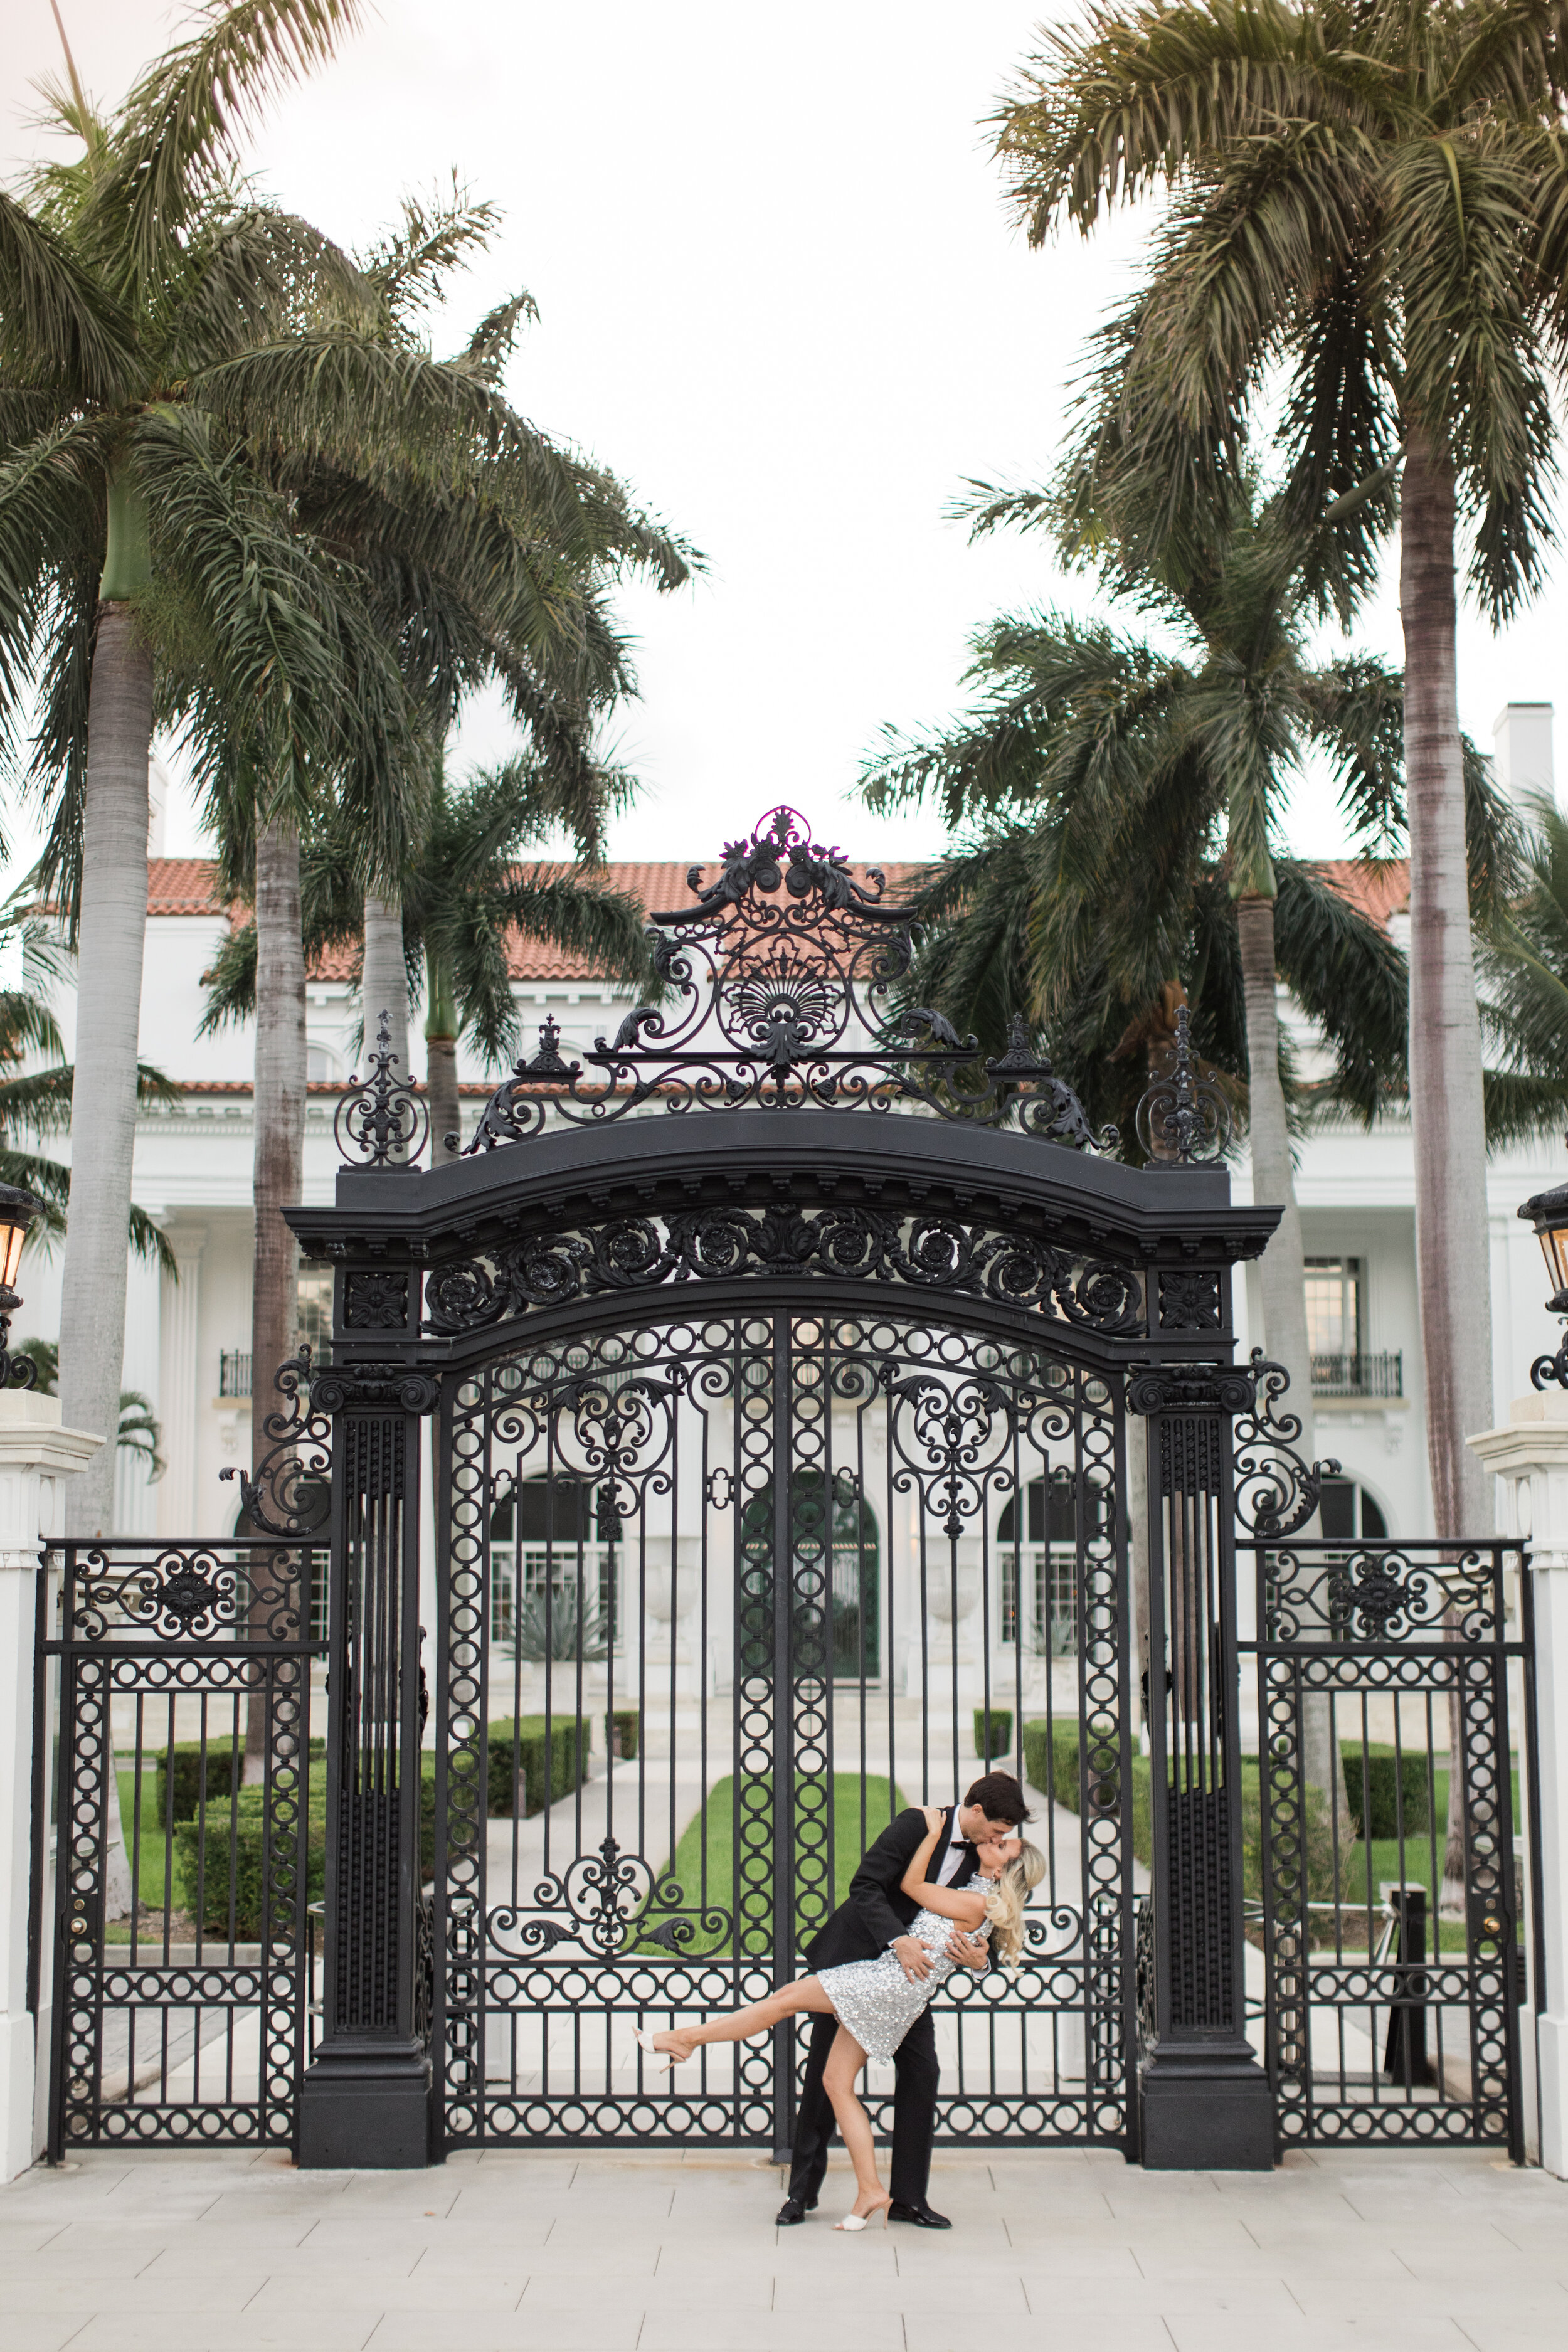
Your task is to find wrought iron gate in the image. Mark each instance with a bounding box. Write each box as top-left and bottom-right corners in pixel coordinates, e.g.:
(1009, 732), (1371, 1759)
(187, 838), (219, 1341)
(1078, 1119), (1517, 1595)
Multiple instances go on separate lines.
(34, 807), (1544, 2173)
(40, 1537), (325, 2153)
(1244, 1533), (1537, 2155)
(432, 1307), (1133, 2151)
(277, 804), (1293, 2169)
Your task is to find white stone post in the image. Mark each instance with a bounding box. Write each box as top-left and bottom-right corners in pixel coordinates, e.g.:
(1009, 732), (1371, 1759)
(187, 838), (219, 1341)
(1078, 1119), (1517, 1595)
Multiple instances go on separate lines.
(1470, 1390), (1568, 2175)
(0, 1394), (102, 2182)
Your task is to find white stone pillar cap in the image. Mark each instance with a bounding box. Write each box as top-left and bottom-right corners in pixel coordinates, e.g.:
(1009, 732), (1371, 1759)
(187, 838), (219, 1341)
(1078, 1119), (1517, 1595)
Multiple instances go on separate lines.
(0, 1391), (102, 1472)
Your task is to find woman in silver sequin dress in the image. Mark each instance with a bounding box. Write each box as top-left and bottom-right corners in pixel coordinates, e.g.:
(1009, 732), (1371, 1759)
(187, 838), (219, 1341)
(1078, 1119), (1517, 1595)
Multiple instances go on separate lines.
(636, 1809), (1045, 2230)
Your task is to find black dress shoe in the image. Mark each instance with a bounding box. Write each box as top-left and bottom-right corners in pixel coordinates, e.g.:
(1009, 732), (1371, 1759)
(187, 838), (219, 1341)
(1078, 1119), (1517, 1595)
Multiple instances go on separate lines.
(775, 2195), (816, 2224)
(887, 2200), (951, 2228)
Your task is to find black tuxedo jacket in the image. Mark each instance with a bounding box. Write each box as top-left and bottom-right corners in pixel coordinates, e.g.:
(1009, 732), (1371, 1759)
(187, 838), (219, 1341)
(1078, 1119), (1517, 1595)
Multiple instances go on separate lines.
(804, 1805), (977, 1972)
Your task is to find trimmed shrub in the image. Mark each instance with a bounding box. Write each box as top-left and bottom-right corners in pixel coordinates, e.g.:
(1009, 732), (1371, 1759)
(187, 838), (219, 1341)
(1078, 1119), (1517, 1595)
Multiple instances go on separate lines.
(175, 1759), (438, 1939)
(1024, 1718), (1333, 1907)
(1340, 1743), (1429, 1841)
(155, 1737), (326, 1824)
(606, 1708), (639, 1762)
(484, 1716), (591, 1818)
(973, 1707), (1013, 1761)
(1022, 1717), (1120, 1816)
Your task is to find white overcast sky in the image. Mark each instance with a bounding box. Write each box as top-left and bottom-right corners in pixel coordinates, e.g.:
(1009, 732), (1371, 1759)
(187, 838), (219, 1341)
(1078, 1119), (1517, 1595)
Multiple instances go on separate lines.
(5, 0), (1565, 876)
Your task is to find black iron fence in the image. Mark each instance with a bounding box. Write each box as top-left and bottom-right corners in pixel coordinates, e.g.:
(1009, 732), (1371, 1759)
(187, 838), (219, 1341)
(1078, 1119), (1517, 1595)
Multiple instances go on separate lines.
(36, 1538), (327, 2154)
(1241, 1535), (1538, 2156)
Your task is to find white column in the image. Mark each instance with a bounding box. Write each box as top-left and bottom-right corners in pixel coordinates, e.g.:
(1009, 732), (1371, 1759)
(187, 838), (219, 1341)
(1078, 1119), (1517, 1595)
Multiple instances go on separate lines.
(0, 1394), (103, 2183)
(157, 1224), (206, 1536)
(1471, 1389), (1568, 2175)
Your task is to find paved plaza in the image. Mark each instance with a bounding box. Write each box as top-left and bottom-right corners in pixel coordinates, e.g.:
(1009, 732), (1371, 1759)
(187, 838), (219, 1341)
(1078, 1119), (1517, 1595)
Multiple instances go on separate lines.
(0, 2142), (1564, 2352)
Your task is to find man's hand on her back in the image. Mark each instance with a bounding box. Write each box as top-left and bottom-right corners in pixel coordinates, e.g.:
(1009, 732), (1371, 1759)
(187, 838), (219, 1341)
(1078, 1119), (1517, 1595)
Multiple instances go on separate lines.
(948, 1928), (988, 1975)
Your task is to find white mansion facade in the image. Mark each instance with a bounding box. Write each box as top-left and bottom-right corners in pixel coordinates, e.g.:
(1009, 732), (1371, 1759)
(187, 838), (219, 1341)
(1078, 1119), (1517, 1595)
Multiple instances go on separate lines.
(23, 707), (1568, 1562)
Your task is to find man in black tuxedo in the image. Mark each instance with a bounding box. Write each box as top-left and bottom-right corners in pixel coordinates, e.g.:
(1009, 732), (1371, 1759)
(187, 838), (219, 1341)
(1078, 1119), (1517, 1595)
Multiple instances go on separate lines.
(776, 1771), (1032, 2229)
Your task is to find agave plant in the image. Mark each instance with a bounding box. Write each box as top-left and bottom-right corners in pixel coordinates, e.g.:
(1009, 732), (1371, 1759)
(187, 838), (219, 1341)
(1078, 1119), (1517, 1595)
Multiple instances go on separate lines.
(511, 1586), (611, 1665)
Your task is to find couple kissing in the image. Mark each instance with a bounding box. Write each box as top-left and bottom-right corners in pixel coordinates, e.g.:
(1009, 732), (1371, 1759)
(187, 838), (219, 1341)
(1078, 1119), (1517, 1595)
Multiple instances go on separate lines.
(635, 1772), (1042, 2230)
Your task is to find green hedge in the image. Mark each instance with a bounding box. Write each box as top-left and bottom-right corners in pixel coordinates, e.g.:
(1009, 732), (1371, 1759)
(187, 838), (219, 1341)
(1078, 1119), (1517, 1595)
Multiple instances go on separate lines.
(1023, 1718), (1335, 1905)
(973, 1707), (1013, 1761)
(607, 1708), (639, 1761)
(484, 1717), (591, 1818)
(155, 1738), (326, 1825)
(174, 1761), (438, 1940)
(1340, 1744), (1429, 1840)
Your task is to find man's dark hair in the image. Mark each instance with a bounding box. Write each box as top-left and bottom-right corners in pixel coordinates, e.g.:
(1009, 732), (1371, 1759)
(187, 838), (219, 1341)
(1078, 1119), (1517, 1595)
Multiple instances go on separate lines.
(963, 1771), (1033, 1825)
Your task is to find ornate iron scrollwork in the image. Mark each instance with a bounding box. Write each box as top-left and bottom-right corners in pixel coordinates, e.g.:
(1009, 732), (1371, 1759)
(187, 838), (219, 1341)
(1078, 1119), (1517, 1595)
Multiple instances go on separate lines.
(220, 1348), (332, 1535)
(464, 805), (1112, 1149)
(487, 1835), (730, 1959)
(334, 1012), (428, 1170)
(1231, 1352), (1339, 1539)
(1133, 1005), (1232, 1165)
(424, 1202), (1143, 1337)
(1125, 1352), (1337, 1537)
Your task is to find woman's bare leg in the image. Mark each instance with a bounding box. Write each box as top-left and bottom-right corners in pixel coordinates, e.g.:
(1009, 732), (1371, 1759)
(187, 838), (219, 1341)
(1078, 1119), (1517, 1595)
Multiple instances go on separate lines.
(822, 2026), (887, 2217)
(652, 1975), (835, 2058)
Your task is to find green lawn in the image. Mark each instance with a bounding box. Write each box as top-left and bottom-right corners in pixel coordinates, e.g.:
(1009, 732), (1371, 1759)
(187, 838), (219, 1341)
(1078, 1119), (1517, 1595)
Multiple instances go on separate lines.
(114, 1766), (171, 1913)
(629, 1772), (906, 1961)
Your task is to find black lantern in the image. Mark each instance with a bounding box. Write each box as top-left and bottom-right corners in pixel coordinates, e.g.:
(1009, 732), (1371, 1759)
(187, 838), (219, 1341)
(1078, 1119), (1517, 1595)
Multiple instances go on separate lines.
(1519, 1179), (1568, 1387)
(0, 1180), (42, 1388)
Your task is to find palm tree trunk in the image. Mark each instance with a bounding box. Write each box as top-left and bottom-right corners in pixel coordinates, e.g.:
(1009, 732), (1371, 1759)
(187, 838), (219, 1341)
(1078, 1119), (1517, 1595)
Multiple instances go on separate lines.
(1401, 429), (1493, 1895)
(247, 816), (305, 1779)
(425, 945), (460, 1158)
(362, 891), (410, 1086)
(1237, 893), (1338, 1820)
(60, 602), (154, 1539)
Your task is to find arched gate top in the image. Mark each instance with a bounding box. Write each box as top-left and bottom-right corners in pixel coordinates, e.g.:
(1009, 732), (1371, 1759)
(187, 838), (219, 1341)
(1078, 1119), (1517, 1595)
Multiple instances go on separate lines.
(289, 808), (1279, 1363)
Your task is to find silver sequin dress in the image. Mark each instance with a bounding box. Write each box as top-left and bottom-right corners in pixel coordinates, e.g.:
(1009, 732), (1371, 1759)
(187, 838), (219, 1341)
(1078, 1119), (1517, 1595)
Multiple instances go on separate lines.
(814, 1883), (994, 2064)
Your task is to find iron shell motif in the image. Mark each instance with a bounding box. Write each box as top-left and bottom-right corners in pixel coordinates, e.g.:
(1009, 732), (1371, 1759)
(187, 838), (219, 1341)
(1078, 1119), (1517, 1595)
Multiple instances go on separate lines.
(454, 805), (1117, 1154)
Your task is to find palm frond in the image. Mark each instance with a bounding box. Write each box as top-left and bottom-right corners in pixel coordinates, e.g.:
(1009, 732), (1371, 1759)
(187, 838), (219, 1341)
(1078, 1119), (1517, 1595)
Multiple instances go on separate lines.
(85, 0), (365, 292)
(0, 190), (136, 398)
(358, 178), (501, 326)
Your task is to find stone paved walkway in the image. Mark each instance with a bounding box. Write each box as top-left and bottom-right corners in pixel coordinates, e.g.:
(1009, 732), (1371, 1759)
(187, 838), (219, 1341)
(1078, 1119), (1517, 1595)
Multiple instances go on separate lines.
(1, 2142), (1564, 2352)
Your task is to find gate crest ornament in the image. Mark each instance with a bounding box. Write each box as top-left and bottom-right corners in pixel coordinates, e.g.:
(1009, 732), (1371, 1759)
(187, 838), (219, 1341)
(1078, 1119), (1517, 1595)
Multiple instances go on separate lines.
(460, 805), (1115, 1150)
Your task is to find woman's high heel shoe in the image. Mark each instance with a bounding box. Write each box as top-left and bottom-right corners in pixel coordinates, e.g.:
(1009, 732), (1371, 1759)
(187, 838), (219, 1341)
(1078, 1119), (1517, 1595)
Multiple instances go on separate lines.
(834, 2198), (891, 2232)
(632, 2026), (683, 2072)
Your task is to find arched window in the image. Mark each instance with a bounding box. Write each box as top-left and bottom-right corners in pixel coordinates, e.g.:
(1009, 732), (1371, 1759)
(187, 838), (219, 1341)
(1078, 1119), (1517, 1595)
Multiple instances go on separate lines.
(490, 1478), (618, 1655)
(739, 1471), (881, 1679)
(1318, 1476), (1389, 1540)
(997, 1474), (1104, 1656)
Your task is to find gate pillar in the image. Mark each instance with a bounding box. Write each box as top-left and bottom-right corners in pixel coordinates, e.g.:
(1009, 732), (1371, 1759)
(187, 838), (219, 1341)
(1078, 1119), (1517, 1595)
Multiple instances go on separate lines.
(1129, 1367), (1273, 2169)
(300, 1357), (438, 2169)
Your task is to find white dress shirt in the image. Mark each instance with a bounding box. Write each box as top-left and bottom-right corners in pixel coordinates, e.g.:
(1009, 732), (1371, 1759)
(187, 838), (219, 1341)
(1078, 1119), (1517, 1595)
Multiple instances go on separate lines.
(935, 1808), (972, 1887)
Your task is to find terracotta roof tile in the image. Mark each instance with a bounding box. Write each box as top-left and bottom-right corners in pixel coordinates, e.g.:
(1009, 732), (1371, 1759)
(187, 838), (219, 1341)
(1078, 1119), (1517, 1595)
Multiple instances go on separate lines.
(1313, 858), (1410, 926)
(146, 855), (926, 981)
(148, 857), (226, 918)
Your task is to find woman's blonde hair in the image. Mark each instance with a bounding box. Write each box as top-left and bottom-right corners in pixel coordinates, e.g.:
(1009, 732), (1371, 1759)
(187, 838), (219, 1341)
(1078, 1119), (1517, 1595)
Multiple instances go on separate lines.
(982, 1840), (1046, 1972)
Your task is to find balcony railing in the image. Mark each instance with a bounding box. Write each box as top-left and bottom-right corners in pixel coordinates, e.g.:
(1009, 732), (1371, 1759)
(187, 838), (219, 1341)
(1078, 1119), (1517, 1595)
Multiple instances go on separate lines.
(1310, 1349), (1402, 1399)
(218, 1350), (252, 1398)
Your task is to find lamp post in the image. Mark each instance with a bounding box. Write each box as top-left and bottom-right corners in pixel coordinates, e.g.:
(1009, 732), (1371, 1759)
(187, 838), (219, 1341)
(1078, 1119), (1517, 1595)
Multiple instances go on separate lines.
(1520, 1181), (1568, 1390)
(0, 1183), (41, 1389)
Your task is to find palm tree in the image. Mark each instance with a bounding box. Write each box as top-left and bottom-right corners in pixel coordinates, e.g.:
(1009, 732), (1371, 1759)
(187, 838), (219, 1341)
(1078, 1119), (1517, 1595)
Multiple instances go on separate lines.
(1476, 794), (1568, 1140)
(864, 482), (1414, 1481)
(201, 755), (654, 1152)
(0, 0), (375, 1533)
(992, 0), (1568, 1542)
(213, 180), (694, 1411)
(0, 908), (176, 1271)
(231, 181), (696, 1089)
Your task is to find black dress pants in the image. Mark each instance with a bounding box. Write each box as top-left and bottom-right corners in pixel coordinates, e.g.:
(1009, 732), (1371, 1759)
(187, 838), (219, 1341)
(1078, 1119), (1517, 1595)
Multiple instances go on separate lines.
(785, 2006), (938, 2208)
